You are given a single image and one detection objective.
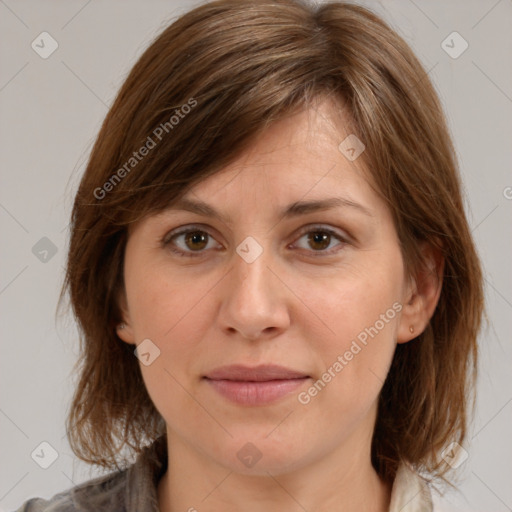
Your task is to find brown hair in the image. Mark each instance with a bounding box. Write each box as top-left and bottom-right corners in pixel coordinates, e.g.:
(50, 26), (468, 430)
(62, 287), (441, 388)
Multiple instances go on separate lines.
(60, 0), (484, 483)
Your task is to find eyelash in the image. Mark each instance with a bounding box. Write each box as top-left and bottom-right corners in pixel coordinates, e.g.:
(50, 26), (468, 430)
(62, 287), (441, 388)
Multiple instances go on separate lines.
(161, 224), (349, 258)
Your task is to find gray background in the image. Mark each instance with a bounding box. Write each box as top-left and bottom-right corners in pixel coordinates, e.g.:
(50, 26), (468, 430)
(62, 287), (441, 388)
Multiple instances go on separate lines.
(0, 0), (511, 510)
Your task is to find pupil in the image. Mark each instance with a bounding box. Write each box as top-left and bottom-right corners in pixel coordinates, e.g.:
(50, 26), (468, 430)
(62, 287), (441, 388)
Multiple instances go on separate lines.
(187, 231), (207, 250)
(309, 231), (329, 250)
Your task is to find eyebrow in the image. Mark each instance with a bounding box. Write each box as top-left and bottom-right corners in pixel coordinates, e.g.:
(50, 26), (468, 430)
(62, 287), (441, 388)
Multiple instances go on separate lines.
(167, 196), (374, 223)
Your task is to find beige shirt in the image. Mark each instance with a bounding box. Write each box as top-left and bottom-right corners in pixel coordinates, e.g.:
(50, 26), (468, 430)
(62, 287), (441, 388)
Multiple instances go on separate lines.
(15, 436), (433, 511)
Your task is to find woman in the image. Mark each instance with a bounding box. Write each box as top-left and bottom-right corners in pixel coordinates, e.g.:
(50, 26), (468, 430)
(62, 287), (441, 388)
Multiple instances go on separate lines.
(16, 0), (483, 510)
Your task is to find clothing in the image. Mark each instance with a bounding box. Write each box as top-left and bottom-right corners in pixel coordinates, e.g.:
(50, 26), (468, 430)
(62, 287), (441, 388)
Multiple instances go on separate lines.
(14, 436), (433, 511)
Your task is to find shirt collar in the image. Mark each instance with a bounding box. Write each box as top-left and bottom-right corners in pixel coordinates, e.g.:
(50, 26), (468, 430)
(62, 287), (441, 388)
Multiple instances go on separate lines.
(124, 435), (167, 511)
(389, 463), (434, 512)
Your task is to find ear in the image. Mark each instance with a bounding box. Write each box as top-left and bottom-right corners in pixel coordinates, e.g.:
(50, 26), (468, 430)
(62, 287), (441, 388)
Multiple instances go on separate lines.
(397, 241), (444, 344)
(115, 286), (136, 345)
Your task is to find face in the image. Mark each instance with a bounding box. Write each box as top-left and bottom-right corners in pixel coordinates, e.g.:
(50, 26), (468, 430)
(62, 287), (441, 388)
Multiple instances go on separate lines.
(118, 97), (420, 476)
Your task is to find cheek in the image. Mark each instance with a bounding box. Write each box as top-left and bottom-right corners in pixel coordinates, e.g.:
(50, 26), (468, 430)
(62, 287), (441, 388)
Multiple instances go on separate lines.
(125, 261), (218, 398)
(124, 256), (215, 341)
(131, 278), (213, 429)
(305, 258), (403, 402)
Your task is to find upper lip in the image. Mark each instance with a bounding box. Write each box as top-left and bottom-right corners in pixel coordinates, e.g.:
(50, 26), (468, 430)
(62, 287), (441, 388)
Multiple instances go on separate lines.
(204, 364), (309, 382)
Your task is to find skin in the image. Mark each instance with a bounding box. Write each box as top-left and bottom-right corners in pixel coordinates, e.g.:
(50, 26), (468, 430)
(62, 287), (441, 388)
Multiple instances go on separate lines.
(117, 96), (443, 512)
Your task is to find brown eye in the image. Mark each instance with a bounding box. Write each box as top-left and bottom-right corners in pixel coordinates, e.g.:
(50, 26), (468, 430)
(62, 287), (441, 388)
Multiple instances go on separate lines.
(183, 231), (209, 251)
(307, 231), (332, 251)
(164, 226), (220, 257)
(293, 226), (347, 256)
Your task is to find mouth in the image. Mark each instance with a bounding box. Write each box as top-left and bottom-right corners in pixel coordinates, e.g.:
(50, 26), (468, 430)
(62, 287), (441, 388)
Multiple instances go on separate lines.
(203, 364), (311, 406)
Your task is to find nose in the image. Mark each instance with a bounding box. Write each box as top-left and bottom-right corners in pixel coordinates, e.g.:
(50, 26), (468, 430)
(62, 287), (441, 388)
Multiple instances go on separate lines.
(217, 241), (291, 341)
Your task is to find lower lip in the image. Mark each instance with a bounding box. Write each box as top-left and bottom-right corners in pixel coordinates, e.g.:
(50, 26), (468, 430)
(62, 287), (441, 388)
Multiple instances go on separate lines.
(205, 377), (309, 406)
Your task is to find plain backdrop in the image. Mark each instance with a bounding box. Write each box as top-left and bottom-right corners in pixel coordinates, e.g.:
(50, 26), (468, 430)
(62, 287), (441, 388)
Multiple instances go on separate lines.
(0, 0), (511, 510)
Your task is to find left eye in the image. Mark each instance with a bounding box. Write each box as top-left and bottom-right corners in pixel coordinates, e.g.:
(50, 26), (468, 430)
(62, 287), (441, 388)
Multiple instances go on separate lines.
(292, 227), (346, 255)
(163, 225), (347, 258)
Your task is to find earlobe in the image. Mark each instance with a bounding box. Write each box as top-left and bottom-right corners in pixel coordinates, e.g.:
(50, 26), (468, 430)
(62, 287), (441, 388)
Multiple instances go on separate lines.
(115, 321), (136, 345)
(397, 242), (444, 344)
(115, 288), (136, 345)
(396, 287), (422, 344)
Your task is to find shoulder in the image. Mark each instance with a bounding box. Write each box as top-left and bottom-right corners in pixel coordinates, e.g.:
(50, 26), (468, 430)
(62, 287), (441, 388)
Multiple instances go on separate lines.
(12, 469), (128, 512)
(13, 436), (167, 512)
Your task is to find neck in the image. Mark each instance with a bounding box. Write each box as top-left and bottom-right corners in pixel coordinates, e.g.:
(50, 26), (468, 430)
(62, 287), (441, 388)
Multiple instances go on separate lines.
(157, 429), (392, 512)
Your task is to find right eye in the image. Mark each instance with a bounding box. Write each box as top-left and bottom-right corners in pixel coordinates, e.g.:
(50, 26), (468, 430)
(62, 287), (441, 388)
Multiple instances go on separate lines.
(162, 225), (222, 258)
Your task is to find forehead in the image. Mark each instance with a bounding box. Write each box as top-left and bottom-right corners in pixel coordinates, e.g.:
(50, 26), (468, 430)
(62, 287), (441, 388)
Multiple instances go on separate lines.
(178, 98), (380, 217)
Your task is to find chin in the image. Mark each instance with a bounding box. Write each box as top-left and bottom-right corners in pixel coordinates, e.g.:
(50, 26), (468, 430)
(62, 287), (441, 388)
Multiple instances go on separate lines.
(206, 433), (314, 477)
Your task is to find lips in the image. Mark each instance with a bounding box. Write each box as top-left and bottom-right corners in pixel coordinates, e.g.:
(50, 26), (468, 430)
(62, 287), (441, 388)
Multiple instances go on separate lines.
(205, 364), (309, 381)
(203, 364), (310, 406)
